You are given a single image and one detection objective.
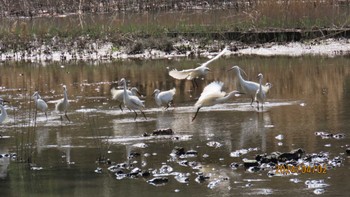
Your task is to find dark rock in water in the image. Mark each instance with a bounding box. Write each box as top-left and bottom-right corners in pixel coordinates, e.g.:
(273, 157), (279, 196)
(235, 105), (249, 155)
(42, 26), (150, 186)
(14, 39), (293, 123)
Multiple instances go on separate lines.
(147, 177), (169, 186)
(346, 148), (350, 155)
(128, 152), (141, 159)
(247, 166), (261, 172)
(185, 150), (198, 156)
(171, 146), (186, 156)
(230, 162), (239, 170)
(144, 128), (174, 137)
(128, 167), (141, 177)
(257, 149), (305, 163)
(256, 152), (280, 163)
(333, 133), (345, 139)
(141, 170), (151, 178)
(178, 160), (189, 166)
(278, 148), (305, 161)
(243, 159), (259, 168)
(195, 173), (210, 183)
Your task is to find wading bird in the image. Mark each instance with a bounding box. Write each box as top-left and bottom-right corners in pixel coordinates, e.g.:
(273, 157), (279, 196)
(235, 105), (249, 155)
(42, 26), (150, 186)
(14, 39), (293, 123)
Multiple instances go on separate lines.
(119, 78), (146, 120)
(152, 88), (176, 110)
(32, 91), (48, 118)
(0, 98), (9, 124)
(228, 65), (272, 106)
(111, 87), (141, 111)
(55, 85), (70, 121)
(169, 47), (228, 88)
(192, 81), (240, 121)
(255, 73), (266, 110)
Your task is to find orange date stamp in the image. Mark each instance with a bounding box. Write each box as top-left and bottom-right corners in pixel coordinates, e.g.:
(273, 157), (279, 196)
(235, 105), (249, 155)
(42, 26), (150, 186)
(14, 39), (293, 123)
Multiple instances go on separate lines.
(275, 164), (327, 174)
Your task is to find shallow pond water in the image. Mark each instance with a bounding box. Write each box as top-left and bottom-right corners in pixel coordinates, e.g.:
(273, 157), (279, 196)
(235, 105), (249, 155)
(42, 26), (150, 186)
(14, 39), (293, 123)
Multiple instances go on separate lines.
(0, 56), (350, 196)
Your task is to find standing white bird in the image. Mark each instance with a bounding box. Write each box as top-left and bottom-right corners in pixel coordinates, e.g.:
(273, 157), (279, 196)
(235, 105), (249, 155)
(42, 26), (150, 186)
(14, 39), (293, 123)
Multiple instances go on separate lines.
(111, 87), (141, 111)
(192, 81), (240, 121)
(55, 85), (70, 121)
(169, 47), (228, 88)
(152, 88), (176, 109)
(0, 98), (9, 124)
(228, 65), (272, 106)
(32, 91), (48, 119)
(119, 78), (147, 120)
(255, 73), (266, 110)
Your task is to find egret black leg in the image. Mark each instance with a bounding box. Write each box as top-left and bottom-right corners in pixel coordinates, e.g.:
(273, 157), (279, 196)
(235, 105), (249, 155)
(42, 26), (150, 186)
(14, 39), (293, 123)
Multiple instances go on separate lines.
(45, 112), (48, 119)
(192, 107), (201, 122)
(192, 80), (196, 88)
(194, 79), (198, 88)
(65, 112), (71, 122)
(250, 98), (254, 106)
(119, 103), (123, 111)
(141, 111), (147, 120)
(133, 110), (138, 120)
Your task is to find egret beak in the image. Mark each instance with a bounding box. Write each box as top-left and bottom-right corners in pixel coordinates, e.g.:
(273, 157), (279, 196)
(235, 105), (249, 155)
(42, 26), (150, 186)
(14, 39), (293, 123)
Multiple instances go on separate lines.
(2, 100), (10, 104)
(136, 91), (143, 97)
(227, 67), (234, 71)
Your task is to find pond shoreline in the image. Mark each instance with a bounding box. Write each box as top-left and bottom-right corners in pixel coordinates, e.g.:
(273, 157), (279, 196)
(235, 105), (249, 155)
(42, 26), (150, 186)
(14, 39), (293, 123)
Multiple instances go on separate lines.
(1, 37), (350, 62)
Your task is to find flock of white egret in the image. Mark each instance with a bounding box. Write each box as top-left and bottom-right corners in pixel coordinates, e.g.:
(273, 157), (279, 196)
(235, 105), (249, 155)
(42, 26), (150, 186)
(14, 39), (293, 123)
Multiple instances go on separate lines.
(0, 47), (272, 124)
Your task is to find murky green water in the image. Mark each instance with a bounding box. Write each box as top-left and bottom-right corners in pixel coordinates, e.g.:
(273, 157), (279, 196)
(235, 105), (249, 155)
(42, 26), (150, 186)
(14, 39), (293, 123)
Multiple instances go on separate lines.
(1, 56), (350, 196)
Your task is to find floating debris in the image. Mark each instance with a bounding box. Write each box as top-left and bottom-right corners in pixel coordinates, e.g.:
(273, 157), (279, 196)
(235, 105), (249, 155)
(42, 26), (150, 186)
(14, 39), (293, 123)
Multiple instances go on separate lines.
(132, 143), (148, 148)
(206, 141), (223, 148)
(315, 131), (345, 139)
(30, 166), (43, 171)
(305, 179), (329, 189)
(289, 178), (302, 183)
(313, 188), (326, 195)
(174, 173), (190, 184)
(230, 148), (258, 157)
(275, 134), (284, 140)
(94, 167), (102, 174)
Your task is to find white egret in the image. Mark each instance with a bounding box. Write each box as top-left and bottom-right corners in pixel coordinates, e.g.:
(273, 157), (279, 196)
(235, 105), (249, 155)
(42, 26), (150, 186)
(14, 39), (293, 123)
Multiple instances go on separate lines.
(55, 85), (70, 121)
(0, 98), (9, 124)
(32, 91), (48, 118)
(152, 88), (176, 109)
(228, 65), (272, 106)
(255, 73), (266, 110)
(169, 47), (228, 88)
(111, 86), (141, 111)
(192, 81), (240, 121)
(119, 78), (147, 120)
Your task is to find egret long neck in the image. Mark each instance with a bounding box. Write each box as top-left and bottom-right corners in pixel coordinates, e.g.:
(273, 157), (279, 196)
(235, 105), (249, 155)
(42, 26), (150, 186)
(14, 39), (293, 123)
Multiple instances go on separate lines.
(217, 91), (236, 103)
(259, 77), (263, 91)
(123, 81), (128, 101)
(0, 105), (8, 123)
(64, 89), (68, 101)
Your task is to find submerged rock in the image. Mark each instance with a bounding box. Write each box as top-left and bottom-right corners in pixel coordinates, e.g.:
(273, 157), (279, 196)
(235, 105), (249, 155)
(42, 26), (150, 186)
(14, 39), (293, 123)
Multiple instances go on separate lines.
(242, 159), (259, 168)
(256, 148), (305, 163)
(147, 177), (169, 186)
(143, 128), (174, 137)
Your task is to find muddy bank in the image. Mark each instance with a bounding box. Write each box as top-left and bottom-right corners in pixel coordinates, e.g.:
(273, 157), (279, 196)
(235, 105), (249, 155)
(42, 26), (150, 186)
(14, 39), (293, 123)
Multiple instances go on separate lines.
(1, 37), (350, 62)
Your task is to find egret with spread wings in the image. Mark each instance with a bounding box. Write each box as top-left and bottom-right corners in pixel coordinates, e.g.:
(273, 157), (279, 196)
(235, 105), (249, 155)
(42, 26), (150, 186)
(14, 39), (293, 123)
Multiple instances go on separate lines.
(192, 81), (241, 121)
(169, 47), (228, 88)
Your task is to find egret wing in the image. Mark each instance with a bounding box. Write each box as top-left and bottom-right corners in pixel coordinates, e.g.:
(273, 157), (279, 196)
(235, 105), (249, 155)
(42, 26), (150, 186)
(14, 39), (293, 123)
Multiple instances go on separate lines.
(129, 96), (145, 108)
(169, 69), (193, 80)
(200, 47), (228, 68)
(200, 81), (224, 98)
(159, 88), (176, 102)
